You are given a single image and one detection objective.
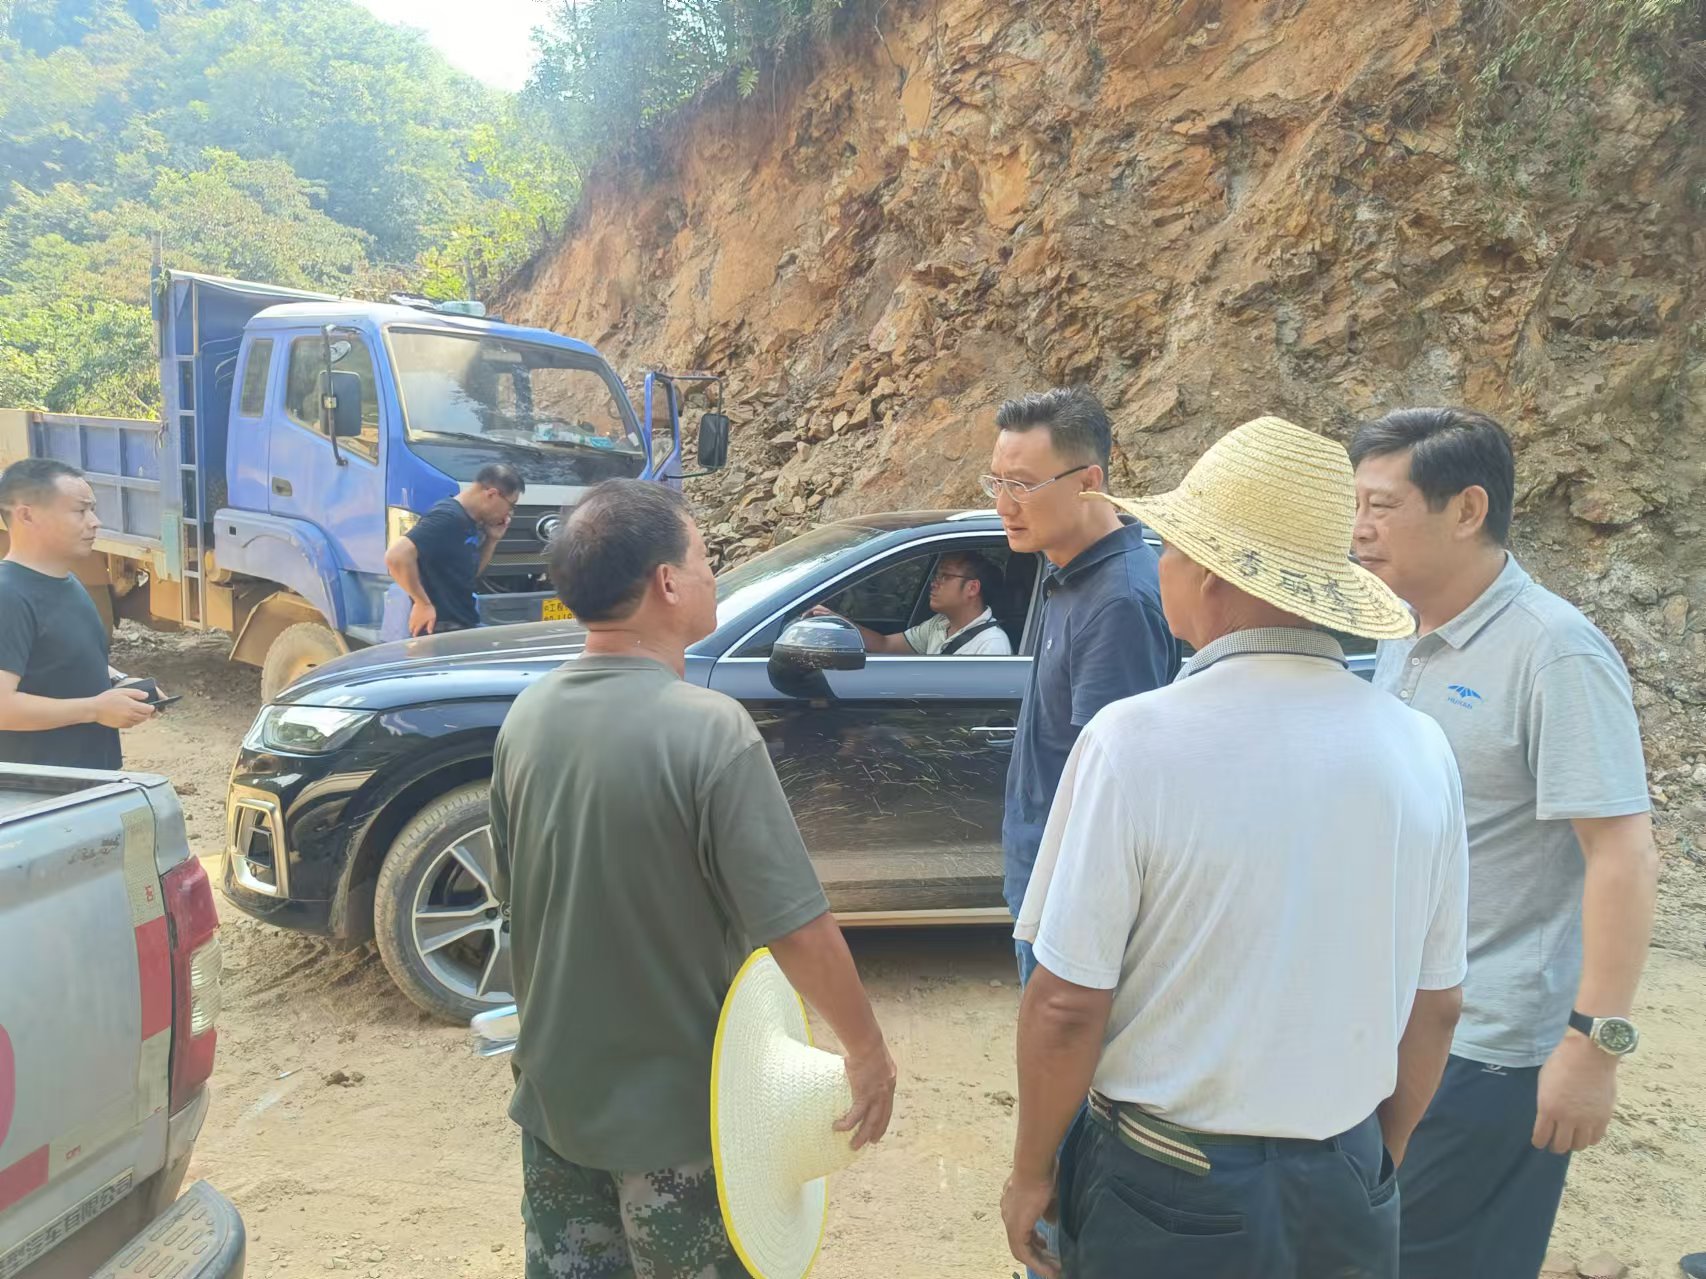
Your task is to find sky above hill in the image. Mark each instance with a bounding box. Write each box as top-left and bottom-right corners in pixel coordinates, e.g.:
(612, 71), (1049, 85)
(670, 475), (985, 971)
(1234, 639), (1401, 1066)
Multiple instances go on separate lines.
(355, 0), (543, 91)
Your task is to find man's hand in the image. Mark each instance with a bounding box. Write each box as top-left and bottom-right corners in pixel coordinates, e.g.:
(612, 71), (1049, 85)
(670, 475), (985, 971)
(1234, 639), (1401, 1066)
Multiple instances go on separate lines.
(484, 513), (512, 542)
(1533, 1032), (1619, 1154)
(1001, 1170), (1060, 1278)
(91, 687), (154, 729)
(835, 1044), (897, 1150)
(408, 600), (437, 637)
(805, 605), (839, 620)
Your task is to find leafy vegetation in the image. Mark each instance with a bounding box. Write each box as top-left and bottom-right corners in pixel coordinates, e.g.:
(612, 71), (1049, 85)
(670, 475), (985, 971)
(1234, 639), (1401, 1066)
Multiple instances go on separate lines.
(526, 0), (845, 160)
(1458, 0), (1706, 194)
(1, 0), (577, 415)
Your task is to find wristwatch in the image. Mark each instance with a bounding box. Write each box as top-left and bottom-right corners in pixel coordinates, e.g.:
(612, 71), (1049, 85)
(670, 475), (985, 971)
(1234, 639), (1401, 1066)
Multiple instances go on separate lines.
(1568, 1010), (1640, 1057)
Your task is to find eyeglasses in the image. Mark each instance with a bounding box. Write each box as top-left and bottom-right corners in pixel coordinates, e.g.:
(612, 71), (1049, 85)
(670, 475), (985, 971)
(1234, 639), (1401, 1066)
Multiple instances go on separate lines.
(931, 571), (976, 585)
(978, 464), (1090, 503)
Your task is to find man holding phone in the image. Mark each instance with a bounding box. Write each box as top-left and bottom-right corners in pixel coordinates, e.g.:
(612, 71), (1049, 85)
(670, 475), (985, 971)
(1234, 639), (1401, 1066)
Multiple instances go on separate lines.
(0, 458), (157, 769)
(386, 463), (525, 637)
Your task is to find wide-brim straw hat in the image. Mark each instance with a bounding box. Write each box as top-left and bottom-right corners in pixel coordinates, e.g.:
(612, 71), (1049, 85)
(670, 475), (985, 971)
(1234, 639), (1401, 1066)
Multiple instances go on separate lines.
(1092, 415), (1415, 640)
(711, 949), (861, 1279)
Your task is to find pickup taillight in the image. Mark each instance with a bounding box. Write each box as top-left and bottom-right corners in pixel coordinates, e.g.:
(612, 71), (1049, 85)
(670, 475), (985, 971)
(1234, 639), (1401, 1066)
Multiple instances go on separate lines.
(161, 857), (222, 1114)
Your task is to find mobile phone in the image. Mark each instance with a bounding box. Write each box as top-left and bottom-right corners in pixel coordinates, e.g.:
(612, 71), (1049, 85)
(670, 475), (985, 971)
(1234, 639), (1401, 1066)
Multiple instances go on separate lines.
(117, 677), (178, 708)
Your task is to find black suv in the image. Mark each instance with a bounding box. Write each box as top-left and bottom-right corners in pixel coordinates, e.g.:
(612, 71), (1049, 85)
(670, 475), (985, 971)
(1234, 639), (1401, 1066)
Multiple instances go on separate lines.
(223, 510), (1374, 1020)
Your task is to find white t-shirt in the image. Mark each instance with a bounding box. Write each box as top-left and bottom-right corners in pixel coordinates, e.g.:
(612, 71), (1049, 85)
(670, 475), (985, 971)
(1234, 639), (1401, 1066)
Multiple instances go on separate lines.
(902, 608), (1012, 656)
(1015, 629), (1469, 1139)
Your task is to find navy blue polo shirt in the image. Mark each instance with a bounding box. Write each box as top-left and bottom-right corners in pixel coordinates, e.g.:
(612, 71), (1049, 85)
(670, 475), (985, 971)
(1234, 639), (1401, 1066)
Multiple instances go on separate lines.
(1003, 520), (1176, 915)
(405, 497), (484, 629)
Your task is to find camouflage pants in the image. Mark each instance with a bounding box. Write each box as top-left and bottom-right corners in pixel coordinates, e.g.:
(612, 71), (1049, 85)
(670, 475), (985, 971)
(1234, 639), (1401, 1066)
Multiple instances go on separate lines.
(521, 1130), (750, 1279)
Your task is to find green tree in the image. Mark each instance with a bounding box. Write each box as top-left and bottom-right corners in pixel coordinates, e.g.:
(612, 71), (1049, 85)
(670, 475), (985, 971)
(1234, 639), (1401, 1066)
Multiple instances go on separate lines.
(0, 0), (579, 415)
(526, 0), (843, 162)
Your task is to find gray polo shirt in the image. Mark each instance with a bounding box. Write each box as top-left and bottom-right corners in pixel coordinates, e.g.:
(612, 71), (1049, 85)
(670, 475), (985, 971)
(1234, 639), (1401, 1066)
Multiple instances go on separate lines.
(1374, 554), (1649, 1068)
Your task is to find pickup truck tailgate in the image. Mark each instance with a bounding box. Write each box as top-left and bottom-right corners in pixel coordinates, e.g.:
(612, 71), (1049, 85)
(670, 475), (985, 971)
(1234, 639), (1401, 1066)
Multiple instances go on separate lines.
(0, 769), (184, 1273)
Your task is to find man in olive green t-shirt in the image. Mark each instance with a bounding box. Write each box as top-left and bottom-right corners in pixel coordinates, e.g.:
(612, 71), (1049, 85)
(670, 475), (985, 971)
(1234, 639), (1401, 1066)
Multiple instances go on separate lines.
(491, 480), (897, 1279)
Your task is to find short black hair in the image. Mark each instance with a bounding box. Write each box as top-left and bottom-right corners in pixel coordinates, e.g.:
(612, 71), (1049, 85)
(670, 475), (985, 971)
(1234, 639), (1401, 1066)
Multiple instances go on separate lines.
(995, 386), (1112, 473)
(0, 458), (84, 521)
(475, 462), (525, 496)
(1349, 408), (1515, 545)
(548, 479), (691, 622)
(942, 550), (1002, 607)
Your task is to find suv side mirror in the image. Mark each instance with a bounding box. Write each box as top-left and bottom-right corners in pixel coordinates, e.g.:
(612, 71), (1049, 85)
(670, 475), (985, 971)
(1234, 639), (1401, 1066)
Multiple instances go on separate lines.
(697, 411), (730, 470)
(321, 369), (364, 438)
(768, 615), (865, 697)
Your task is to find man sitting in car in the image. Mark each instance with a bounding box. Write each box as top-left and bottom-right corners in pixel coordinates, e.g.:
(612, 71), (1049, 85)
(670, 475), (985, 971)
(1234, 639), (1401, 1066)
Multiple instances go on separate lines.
(814, 551), (1013, 655)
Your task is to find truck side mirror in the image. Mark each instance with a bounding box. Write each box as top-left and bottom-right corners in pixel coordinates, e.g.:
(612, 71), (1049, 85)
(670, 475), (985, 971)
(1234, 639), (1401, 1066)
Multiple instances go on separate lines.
(320, 370), (364, 439)
(697, 411), (730, 470)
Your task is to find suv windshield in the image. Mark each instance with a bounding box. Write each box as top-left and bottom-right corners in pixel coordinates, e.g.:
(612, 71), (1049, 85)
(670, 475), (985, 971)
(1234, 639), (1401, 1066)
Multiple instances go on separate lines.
(713, 521), (892, 629)
(390, 328), (647, 486)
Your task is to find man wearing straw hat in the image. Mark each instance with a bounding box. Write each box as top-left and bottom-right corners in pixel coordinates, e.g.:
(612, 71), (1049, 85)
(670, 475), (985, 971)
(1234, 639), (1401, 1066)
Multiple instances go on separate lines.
(1001, 417), (1470, 1278)
(492, 479), (897, 1279)
(1351, 408), (1657, 1279)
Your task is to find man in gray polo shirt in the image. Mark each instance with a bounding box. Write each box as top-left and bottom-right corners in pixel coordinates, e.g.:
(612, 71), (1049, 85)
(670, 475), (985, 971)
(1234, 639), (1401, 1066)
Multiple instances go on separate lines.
(1352, 408), (1659, 1279)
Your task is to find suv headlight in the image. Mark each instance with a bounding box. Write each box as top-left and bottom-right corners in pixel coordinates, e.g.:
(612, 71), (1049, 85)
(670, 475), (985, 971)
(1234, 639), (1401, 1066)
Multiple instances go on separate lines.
(251, 705), (374, 754)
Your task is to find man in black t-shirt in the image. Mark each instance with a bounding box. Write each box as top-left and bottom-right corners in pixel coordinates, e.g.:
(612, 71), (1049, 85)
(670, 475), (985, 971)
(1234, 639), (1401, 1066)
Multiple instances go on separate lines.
(0, 459), (155, 769)
(384, 463), (525, 636)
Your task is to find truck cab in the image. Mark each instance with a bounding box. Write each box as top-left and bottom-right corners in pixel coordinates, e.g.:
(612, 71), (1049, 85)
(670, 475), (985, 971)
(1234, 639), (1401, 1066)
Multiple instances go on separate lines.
(2, 271), (727, 701)
(222, 300), (674, 655)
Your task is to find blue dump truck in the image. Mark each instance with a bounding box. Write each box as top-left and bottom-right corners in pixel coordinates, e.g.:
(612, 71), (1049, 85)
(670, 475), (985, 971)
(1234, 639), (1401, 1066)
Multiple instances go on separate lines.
(0, 270), (729, 699)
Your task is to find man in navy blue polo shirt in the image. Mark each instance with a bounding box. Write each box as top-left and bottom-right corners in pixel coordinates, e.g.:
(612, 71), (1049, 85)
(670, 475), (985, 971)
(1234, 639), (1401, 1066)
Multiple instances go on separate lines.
(985, 387), (1176, 986)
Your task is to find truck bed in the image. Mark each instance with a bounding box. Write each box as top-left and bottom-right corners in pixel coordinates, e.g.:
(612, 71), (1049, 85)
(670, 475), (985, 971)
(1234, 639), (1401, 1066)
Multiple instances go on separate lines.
(0, 410), (166, 553)
(0, 766), (185, 1275)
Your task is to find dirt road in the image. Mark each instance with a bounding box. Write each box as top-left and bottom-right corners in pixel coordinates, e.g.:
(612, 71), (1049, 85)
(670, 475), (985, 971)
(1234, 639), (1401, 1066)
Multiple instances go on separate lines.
(112, 628), (1706, 1278)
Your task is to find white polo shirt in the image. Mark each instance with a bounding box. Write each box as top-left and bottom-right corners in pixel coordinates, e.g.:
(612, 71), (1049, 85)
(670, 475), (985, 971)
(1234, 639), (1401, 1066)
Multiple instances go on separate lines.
(1015, 627), (1469, 1139)
(902, 607), (1012, 655)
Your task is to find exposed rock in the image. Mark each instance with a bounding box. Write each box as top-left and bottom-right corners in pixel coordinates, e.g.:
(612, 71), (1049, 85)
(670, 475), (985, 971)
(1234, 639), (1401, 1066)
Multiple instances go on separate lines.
(497, 0), (1706, 852)
(1663, 594), (1690, 638)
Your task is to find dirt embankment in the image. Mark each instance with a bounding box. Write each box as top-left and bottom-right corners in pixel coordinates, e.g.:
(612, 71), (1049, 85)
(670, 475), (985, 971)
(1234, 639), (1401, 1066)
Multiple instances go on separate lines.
(497, 0), (1706, 906)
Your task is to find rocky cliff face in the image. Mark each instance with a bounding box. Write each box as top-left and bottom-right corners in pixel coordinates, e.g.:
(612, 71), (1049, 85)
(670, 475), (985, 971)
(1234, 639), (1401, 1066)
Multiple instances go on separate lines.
(498, 0), (1705, 871)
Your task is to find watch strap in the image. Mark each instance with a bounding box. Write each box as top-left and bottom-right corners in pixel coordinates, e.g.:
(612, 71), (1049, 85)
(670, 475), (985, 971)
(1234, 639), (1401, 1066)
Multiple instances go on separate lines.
(1567, 1009), (1595, 1038)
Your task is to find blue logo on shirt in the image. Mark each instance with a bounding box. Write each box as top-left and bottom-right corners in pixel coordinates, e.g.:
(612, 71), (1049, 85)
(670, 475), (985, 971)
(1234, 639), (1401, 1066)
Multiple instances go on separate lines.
(1446, 684), (1483, 708)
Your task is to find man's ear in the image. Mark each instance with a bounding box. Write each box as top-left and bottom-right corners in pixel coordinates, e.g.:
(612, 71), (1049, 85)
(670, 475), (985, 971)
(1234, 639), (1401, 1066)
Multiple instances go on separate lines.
(1452, 485), (1490, 542)
(654, 560), (679, 605)
(1196, 562), (1222, 607)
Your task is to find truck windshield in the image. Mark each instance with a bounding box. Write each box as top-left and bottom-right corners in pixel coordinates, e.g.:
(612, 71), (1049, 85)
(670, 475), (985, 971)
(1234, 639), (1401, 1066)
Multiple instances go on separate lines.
(389, 329), (647, 486)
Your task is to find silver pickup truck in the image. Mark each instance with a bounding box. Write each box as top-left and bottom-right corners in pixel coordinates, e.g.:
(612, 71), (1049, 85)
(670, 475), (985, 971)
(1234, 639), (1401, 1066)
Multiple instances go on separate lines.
(0, 765), (244, 1278)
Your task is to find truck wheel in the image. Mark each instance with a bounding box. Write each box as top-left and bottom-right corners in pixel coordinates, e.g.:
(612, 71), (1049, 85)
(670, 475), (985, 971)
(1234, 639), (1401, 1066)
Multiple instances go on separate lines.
(261, 622), (344, 701)
(373, 782), (511, 1023)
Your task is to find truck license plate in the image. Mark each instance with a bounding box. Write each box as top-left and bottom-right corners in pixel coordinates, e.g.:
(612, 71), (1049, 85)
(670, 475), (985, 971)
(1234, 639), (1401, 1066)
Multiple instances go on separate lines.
(542, 599), (573, 621)
(0, 1169), (133, 1278)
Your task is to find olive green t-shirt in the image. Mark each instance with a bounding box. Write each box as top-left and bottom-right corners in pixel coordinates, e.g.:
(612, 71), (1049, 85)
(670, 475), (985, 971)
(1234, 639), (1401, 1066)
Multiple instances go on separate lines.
(490, 655), (830, 1171)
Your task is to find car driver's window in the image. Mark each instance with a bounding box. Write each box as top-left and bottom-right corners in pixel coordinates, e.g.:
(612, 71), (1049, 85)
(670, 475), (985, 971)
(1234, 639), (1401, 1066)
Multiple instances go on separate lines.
(733, 552), (937, 660)
(819, 555), (932, 639)
(732, 542), (1033, 659)
(811, 544), (1029, 655)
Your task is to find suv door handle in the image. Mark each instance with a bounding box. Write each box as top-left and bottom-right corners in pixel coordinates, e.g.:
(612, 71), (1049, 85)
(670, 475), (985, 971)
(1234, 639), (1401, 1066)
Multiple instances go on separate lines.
(272, 478), (293, 497)
(971, 724), (1016, 736)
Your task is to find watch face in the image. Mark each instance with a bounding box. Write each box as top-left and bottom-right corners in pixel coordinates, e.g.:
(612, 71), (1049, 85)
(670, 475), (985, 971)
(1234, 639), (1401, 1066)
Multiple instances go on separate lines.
(1596, 1018), (1639, 1055)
